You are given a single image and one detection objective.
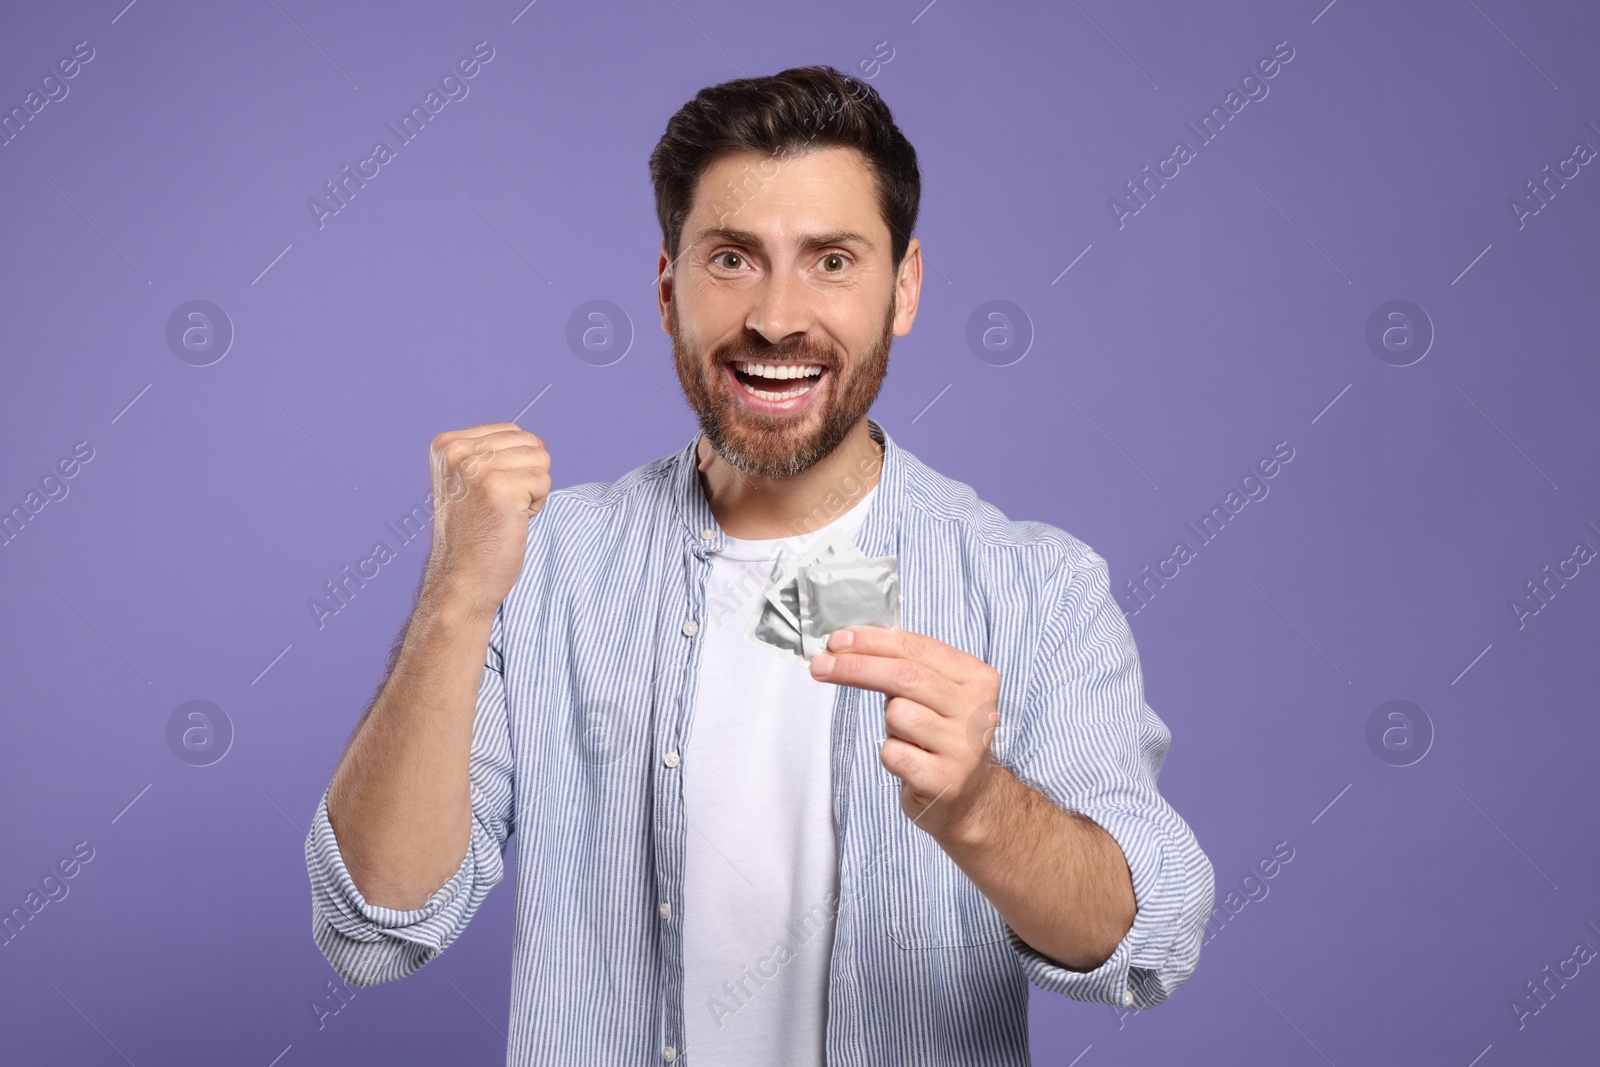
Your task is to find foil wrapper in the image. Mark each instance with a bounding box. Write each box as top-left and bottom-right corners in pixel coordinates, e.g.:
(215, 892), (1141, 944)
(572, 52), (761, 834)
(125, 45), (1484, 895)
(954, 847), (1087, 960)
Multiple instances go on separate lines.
(745, 529), (899, 663)
(797, 557), (901, 659)
(749, 550), (805, 660)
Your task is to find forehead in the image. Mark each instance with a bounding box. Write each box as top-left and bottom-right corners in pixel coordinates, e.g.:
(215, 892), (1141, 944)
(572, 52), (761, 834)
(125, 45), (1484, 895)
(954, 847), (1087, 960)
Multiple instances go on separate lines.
(685, 144), (887, 247)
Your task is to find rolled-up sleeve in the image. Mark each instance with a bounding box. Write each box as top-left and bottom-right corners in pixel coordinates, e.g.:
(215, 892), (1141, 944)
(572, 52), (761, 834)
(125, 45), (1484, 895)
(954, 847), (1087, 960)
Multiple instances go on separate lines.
(1002, 546), (1214, 1010)
(304, 608), (517, 987)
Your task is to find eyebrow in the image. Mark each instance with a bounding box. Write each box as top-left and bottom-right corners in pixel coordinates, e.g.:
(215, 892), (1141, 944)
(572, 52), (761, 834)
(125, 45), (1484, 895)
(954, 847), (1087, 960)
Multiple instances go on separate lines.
(693, 226), (874, 252)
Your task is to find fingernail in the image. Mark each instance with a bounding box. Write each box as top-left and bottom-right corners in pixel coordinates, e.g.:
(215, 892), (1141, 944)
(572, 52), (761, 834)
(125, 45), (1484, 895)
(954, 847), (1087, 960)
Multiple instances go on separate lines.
(828, 629), (853, 649)
(812, 652), (835, 675)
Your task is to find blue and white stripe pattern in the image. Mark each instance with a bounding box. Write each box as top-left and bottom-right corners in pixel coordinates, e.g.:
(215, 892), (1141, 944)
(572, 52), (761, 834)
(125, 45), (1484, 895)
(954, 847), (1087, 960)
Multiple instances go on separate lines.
(304, 418), (1215, 1065)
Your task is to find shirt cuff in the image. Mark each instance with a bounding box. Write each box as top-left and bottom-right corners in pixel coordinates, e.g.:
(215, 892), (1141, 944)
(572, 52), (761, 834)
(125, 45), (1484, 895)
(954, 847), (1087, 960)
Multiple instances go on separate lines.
(304, 789), (492, 986)
(1005, 806), (1207, 1010)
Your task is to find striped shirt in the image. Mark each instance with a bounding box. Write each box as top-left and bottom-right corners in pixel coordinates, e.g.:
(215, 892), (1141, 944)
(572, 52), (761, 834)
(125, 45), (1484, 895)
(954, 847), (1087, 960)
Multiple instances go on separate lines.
(304, 418), (1215, 1065)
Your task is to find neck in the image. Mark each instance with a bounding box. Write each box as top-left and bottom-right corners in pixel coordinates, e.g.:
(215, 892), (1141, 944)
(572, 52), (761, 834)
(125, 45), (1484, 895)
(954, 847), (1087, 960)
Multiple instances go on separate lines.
(697, 418), (884, 540)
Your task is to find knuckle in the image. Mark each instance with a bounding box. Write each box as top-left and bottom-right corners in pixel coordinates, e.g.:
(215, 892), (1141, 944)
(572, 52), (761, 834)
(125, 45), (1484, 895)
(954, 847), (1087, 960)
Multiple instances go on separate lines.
(891, 660), (921, 691)
(884, 697), (908, 728)
(880, 744), (901, 774)
(430, 429), (462, 455)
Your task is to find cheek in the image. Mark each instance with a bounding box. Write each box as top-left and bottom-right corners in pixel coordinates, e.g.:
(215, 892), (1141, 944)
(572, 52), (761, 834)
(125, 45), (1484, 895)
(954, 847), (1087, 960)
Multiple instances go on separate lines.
(680, 291), (747, 346)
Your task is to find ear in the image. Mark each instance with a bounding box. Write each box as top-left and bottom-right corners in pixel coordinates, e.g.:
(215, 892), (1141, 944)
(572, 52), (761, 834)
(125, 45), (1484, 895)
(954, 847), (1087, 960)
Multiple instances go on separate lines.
(657, 242), (675, 335)
(891, 237), (922, 337)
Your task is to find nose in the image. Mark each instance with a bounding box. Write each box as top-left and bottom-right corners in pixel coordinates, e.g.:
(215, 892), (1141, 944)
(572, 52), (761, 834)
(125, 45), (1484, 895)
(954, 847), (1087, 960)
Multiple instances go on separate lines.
(744, 261), (817, 347)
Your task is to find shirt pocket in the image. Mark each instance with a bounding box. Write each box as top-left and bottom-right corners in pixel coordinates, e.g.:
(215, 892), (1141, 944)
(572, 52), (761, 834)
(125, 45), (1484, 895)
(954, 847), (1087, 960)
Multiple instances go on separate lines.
(884, 827), (1012, 950)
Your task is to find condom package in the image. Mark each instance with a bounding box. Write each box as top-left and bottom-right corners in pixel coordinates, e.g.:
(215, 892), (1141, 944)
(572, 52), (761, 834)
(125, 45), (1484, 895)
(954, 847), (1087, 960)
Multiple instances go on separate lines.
(746, 528), (901, 664)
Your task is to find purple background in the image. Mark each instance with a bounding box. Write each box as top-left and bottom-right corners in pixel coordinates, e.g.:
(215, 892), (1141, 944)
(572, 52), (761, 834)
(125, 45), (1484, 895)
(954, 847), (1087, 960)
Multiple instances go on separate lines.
(2, 0), (1597, 1063)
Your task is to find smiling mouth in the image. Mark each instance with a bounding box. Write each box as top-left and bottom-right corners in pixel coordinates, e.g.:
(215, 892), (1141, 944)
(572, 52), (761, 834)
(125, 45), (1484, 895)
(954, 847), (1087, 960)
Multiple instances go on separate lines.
(727, 359), (827, 402)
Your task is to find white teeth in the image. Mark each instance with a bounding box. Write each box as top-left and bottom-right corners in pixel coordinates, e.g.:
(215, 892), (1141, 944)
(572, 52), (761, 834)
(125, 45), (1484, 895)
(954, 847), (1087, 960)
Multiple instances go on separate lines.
(734, 360), (823, 381)
(747, 379), (817, 401)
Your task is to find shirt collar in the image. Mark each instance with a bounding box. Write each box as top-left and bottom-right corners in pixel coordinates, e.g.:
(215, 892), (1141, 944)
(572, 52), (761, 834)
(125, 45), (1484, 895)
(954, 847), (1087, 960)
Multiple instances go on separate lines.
(674, 417), (903, 560)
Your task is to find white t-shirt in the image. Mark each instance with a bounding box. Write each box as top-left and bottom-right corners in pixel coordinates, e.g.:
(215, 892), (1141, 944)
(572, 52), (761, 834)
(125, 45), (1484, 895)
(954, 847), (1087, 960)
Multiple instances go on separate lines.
(681, 484), (879, 1065)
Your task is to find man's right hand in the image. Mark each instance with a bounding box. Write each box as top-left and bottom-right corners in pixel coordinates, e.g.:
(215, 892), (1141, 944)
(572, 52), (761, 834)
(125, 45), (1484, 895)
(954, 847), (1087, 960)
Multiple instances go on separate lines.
(424, 423), (552, 618)
(324, 422), (547, 912)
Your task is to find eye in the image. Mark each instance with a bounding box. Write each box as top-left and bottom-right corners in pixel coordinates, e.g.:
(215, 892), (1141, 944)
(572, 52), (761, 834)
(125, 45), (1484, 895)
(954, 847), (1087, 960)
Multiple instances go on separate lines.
(714, 251), (745, 270)
(820, 253), (848, 272)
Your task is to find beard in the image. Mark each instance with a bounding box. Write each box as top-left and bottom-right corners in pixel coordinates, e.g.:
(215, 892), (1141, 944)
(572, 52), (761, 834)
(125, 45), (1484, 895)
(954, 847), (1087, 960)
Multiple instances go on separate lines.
(670, 297), (894, 480)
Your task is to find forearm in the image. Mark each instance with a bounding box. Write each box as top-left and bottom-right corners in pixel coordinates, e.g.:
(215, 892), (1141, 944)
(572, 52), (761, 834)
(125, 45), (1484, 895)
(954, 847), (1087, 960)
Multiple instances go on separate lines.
(325, 579), (494, 911)
(937, 766), (1136, 972)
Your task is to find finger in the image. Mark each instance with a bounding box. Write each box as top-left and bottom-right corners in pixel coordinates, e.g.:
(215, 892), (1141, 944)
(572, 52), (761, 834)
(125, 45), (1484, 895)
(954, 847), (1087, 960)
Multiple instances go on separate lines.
(825, 626), (987, 687)
(884, 695), (945, 752)
(458, 444), (549, 472)
(463, 429), (548, 455)
(883, 742), (953, 819)
(811, 648), (959, 711)
(880, 736), (943, 804)
(436, 446), (552, 509)
(434, 422), (524, 442)
(439, 434), (547, 476)
(433, 425), (546, 454)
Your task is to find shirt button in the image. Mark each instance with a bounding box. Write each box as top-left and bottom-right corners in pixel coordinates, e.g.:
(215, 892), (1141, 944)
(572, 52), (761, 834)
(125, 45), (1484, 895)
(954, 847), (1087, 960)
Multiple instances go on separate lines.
(1122, 990), (1134, 1007)
(659, 902), (672, 919)
(663, 1047), (677, 1063)
(681, 619), (699, 637)
(663, 751), (681, 768)
(700, 528), (716, 540)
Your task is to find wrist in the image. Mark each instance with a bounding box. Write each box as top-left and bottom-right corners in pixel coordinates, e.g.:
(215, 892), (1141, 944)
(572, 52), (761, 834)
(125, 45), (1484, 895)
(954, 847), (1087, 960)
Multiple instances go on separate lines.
(939, 764), (1018, 856)
(419, 569), (501, 633)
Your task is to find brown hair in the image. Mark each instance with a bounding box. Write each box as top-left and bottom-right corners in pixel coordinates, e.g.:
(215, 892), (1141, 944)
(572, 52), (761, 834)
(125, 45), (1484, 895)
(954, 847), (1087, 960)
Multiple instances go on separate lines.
(649, 64), (921, 270)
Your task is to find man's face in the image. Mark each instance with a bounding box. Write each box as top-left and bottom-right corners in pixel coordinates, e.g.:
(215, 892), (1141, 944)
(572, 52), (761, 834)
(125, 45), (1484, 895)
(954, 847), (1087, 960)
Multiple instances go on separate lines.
(658, 145), (920, 479)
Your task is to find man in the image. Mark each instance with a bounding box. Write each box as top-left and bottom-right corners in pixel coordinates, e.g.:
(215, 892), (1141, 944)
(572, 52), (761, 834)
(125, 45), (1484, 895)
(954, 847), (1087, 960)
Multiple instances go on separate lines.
(306, 65), (1214, 1066)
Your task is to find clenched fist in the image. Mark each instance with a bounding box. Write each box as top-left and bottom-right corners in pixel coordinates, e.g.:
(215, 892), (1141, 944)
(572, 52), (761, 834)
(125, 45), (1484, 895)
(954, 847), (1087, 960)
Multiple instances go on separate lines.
(422, 423), (551, 618)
